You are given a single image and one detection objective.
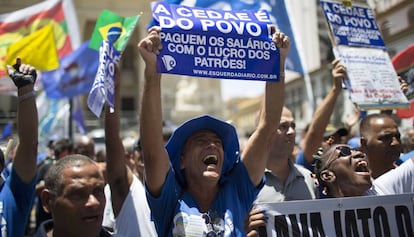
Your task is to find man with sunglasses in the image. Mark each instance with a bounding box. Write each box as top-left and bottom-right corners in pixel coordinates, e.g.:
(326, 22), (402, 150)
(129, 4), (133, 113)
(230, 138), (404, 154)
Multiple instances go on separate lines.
(315, 144), (413, 197)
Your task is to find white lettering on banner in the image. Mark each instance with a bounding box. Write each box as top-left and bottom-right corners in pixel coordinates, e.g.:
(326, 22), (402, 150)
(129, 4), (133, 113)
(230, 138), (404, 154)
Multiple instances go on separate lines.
(170, 6), (253, 21)
(167, 43), (194, 55)
(226, 38), (276, 50)
(257, 194), (414, 236)
(194, 57), (246, 69)
(209, 36), (225, 47)
(333, 5), (364, 17)
(160, 32), (207, 45)
(153, 2), (272, 37)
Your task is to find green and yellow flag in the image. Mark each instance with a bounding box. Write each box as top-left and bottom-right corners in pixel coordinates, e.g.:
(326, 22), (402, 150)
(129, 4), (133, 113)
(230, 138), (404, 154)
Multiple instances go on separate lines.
(89, 10), (140, 52)
(5, 24), (59, 71)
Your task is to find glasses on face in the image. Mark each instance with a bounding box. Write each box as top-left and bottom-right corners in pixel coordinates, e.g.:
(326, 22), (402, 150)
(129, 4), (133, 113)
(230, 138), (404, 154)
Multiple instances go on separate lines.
(324, 145), (355, 169)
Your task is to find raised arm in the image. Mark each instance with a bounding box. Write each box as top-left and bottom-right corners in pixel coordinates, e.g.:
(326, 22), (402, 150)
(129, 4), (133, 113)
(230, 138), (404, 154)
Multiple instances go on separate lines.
(137, 27), (170, 196)
(104, 67), (133, 216)
(301, 59), (346, 164)
(7, 59), (38, 183)
(241, 28), (289, 186)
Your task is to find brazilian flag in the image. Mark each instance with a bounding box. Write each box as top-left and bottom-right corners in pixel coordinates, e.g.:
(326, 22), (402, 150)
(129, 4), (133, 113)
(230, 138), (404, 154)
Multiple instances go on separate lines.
(89, 9), (140, 52)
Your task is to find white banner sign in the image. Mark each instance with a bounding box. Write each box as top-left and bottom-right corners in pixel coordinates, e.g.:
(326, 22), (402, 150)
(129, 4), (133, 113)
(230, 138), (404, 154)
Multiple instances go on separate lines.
(256, 193), (414, 236)
(334, 46), (409, 110)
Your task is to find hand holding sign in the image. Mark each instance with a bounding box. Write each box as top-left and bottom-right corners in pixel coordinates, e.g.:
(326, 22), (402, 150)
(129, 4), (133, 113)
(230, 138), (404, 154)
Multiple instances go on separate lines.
(137, 26), (162, 72)
(271, 27), (290, 74)
(150, 2), (282, 81)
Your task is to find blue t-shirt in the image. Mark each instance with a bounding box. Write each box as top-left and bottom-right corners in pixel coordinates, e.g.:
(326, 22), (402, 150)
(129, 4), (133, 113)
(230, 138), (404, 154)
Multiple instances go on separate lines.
(0, 168), (36, 237)
(146, 162), (263, 237)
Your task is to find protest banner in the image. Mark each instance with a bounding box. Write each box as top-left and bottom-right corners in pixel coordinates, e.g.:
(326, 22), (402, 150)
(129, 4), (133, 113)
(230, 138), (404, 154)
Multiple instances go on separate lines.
(256, 193), (414, 236)
(151, 2), (281, 81)
(0, 0), (80, 93)
(149, 0), (305, 75)
(320, 0), (408, 110)
(320, 0), (385, 49)
(333, 46), (408, 110)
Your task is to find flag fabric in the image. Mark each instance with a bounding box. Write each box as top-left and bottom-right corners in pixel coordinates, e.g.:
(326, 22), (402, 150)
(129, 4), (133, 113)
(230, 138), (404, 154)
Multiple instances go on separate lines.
(1, 122), (12, 140)
(89, 10), (140, 52)
(37, 91), (70, 153)
(394, 44), (414, 118)
(87, 41), (120, 118)
(148, 0), (304, 75)
(392, 44), (414, 74)
(5, 24), (59, 71)
(41, 40), (99, 99)
(0, 0), (81, 93)
(72, 96), (87, 135)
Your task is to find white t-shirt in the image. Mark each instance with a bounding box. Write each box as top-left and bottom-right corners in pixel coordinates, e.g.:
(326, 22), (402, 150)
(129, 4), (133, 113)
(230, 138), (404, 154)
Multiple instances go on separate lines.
(103, 175), (157, 236)
(365, 158), (414, 196)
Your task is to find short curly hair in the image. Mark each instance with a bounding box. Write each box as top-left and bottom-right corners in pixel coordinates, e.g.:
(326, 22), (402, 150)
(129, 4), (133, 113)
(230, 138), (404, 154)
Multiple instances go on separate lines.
(44, 154), (97, 196)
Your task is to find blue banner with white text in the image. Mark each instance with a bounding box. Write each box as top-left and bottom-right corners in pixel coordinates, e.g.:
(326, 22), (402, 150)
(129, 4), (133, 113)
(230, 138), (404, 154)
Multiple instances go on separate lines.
(320, 0), (385, 49)
(151, 2), (281, 81)
(149, 0), (305, 75)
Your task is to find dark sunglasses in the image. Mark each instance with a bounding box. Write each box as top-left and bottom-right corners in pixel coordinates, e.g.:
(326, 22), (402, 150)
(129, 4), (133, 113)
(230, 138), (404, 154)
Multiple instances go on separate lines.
(324, 146), (356, 169)
(336, 146), (354, 157)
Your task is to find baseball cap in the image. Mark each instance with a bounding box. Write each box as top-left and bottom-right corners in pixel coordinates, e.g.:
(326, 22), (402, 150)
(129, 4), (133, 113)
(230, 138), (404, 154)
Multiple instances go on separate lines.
(324, 124), (348, 138)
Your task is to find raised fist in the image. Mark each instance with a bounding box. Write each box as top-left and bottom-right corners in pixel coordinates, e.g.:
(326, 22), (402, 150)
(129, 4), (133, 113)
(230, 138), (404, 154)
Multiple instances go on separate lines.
(7, 58), (37, 89)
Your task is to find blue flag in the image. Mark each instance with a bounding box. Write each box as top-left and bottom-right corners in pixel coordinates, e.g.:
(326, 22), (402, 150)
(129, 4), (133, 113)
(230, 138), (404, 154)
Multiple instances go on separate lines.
(149, 0), (304, 75)
(1, 122), (12, 140)
(41, 40), (99, 99)
(87, 40), (120, 117)
(72, 97), (87, 135)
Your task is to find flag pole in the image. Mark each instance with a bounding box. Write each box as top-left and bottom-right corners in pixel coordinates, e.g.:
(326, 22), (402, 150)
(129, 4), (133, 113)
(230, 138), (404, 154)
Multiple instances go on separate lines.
(69, 98), (73, 141)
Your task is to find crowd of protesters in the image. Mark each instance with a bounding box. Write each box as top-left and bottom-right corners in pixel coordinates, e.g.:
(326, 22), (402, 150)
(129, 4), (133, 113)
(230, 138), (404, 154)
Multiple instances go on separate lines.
(0, 17), (412, 237)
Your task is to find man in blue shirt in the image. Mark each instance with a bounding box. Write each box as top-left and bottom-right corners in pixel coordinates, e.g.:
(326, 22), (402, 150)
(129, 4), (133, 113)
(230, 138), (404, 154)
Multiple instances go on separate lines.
(138, 25), (290, 236)
(1, 58), (38, 237)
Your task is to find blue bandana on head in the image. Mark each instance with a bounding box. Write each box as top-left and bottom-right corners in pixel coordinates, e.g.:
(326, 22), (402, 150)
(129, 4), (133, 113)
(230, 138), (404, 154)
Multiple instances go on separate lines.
(165, 115), (240, 187)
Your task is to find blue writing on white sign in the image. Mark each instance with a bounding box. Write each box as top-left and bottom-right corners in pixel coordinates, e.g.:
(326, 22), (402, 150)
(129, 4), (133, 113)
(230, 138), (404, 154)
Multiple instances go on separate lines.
(151, 2), (281, 81)
(320, 0), (385, 49)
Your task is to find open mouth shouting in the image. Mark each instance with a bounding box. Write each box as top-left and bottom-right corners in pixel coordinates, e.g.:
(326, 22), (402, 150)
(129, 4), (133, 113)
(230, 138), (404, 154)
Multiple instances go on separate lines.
(354, 160), (370, 176)
(203, 155), (218, 166)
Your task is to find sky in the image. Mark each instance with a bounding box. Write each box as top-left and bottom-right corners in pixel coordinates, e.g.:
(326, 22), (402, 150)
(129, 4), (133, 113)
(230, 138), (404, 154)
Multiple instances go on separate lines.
(221, 79), (266, 101)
